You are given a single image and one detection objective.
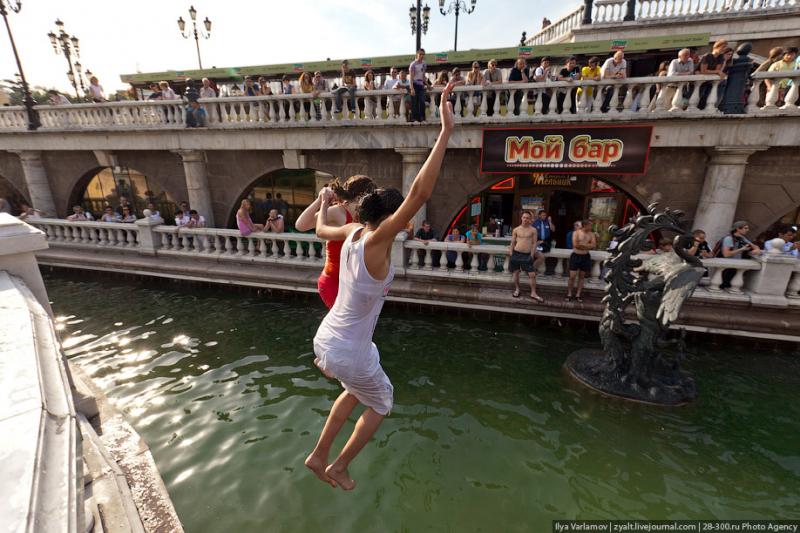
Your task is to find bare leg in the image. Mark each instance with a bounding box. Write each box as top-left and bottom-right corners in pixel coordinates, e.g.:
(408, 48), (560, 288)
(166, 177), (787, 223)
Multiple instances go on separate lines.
(576, 271), (586, 299)
(528, 271), (540, 300)
(566, 270), (576, 298)
(305, 391), (359, 487)
(512, 270), (521, 297)
(326, 407), (385, 491)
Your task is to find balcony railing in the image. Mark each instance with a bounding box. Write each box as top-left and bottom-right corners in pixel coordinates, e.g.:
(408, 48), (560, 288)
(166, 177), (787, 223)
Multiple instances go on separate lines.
(2, 73), (798, 133)
(526, 0), (800, 44)
(29, 218), (800, 303)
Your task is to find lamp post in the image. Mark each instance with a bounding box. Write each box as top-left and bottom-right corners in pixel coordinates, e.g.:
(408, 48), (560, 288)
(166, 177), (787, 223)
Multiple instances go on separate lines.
(47, 19), (85, 98)
(408, 1), (430, 53)
(1, 0), (39, 130)
(438, 0), (476, 52)
(177, 5), (211, 69)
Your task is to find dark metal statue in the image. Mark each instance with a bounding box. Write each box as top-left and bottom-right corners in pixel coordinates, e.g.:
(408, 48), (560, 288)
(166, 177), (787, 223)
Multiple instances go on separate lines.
(565, 204), (704, 405)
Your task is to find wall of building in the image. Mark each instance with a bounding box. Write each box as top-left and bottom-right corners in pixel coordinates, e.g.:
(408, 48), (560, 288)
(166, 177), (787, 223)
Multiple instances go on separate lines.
(0, 151), (29, 202)
(739, 147), (800, 234)
(41, 151), (99, 217)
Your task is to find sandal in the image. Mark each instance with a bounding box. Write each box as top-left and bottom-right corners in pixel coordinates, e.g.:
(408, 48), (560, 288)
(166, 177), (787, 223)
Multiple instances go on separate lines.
(575, 296), (583, 303)
(564, 296), (572, 302)
(531, 295), (544, 303)
(512, 290), (521, 298)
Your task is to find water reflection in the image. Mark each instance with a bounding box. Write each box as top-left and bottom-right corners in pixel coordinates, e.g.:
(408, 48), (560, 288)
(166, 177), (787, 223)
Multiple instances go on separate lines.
(45, 273), (800, 532)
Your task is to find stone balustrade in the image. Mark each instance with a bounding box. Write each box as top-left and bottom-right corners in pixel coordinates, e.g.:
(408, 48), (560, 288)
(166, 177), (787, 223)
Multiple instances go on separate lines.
(749, 71), (800, 113)
(27, 219), (799, 305)
(637, 0), (798, 20)
(33, 218), (141, 249)
(153, 225), (326, 266)
(526, 5), (585, 45)
(5, 73), (794, 133)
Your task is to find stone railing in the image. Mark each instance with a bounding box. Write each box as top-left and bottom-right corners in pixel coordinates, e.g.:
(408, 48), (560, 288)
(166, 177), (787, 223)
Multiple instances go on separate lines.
(749, 70), (800, 113)
(1, 73), (775, 133)
(526, 5), (585, 45)
(403, 240), (774, 299)
(637, 0), (799, 20)
(153, 225), (326, 266)
(27, 219), (800, 305)
(593, 0), (629, 23)
(33, 218), (141, 249)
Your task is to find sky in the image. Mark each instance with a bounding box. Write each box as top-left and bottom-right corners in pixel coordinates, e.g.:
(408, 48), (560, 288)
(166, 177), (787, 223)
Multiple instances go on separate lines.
(0, 0), (580, 95)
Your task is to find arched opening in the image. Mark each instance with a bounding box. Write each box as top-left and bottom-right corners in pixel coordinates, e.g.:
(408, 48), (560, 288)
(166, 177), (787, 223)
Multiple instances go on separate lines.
(757, 206), (800, 242)
(229, 168), (334, 229)
(0, 176), (29, 215)
(447, 174), (644, 249)
(72, 167), (177, 222)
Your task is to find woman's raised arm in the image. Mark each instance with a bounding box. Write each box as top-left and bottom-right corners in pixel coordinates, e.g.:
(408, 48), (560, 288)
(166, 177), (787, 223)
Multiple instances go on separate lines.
(369, 82), (456, 246)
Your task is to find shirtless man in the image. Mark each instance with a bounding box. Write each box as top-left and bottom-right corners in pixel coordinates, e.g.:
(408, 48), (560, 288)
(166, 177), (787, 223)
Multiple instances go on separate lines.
(509, 211), (543, 302)
(566, 219), (597, 303)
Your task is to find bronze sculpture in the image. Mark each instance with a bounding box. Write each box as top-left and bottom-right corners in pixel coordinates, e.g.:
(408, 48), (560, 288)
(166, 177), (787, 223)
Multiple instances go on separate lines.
(565, 205), (704, 405)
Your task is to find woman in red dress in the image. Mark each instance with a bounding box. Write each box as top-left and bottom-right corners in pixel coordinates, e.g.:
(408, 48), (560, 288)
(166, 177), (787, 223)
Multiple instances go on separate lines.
(295, 175), (376, 308)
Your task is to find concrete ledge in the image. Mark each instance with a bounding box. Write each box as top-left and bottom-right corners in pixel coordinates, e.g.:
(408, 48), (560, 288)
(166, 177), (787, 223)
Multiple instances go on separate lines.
(0, 271), (79, 533)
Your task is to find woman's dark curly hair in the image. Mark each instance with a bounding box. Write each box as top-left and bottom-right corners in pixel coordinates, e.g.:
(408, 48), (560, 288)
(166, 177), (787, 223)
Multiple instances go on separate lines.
(358, 188), (404, 225)
(329, 174), (376, 202)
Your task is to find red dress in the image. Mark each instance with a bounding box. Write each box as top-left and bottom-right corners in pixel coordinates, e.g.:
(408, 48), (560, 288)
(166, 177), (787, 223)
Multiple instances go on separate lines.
(317, 209), (353, 308)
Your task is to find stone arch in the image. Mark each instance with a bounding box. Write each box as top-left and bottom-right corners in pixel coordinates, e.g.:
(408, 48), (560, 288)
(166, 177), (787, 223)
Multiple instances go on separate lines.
(0, 174), (30, 215)
(226, 167), (335, 229)
(68, 166), (179, 221)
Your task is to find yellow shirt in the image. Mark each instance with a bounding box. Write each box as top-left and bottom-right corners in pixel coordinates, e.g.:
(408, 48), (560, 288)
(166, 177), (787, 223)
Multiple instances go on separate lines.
(578, 65), (601, 96)
(768, 59), (797, 88)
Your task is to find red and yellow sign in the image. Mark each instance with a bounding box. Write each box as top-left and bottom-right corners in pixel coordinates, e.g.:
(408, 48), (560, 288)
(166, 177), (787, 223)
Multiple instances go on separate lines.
(481, 125), (653, 175)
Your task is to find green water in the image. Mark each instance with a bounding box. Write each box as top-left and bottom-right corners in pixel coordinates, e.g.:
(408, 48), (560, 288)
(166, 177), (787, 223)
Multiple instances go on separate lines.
(44, 273), (800, 533)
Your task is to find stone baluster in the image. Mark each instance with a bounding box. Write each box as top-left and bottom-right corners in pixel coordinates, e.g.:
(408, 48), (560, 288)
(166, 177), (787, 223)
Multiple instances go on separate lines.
(670, 81), (686, 112)
(591, 256), (602, 282)
(453, 93), (463, 119)
(729, 268), (746, 294)
(236, 237), (247, 257)
(428, 92), (437, 122)
(521, 90), (531, 117)
(487, 254), (496, 273)
(577, 87), (588, 114)
(507, 89), (516, 117)
(591, 87), (604, 115)
(746, 82), (761, 113)
(479, 90), (489, 117)
(454, 248), (464, 272)
(620, 84), (634, 113)
(423, 248), (433, 270)
(554, 257), (564, 277)
(687, 81), (702, 112)
(638, 83), (652, 113)
(786, 271), (800, 299)
(492, 89), (501, 116)
(398, 96), (407, 123)
(250, 237), (260, 258)
(781, 77), (799, 111)
(533, 88), (544, 115)
(466, 93), (476, 117)
(705, 80), (720, 112)
(503, 254), (510, 273)
(438, 249), (449, 272)
(536, 257), (545, 276)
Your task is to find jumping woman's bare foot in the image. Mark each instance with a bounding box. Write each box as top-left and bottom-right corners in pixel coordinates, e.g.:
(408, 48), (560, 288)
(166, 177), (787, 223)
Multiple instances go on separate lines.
(325, 463), (356, 491)
(305, 453), (337, 488)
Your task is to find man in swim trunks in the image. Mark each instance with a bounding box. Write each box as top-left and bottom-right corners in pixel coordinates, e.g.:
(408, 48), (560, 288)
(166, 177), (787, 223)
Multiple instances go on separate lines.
(566, 219), (597, 303)
(509, 210), (543, 302)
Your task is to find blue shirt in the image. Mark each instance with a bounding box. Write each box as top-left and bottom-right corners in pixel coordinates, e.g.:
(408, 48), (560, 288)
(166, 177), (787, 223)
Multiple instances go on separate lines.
(534, 219), (551, 242)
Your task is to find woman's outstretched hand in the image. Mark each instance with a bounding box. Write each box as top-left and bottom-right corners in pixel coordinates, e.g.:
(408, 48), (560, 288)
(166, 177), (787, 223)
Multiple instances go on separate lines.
(439, 82), (456, 135)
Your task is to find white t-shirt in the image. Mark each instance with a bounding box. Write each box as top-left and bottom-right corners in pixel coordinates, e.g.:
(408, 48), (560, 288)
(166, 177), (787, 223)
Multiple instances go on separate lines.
(89, 84), (106, 101)
(161, 87), (178, 100)
(383, 78), (400, 90)
(601, 58), (627, 79)
(175, 213), (189, 226)
(188, 215), (206, 228)
(199, 87), (216, 98)
(534, 66), (553, 81)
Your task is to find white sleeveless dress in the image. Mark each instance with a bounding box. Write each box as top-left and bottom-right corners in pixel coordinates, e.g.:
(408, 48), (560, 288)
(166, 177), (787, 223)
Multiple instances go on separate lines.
(313, 227), (395, 415)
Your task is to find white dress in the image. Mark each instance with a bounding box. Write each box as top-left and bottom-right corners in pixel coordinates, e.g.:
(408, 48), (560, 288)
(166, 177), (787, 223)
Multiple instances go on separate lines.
(313, 227), (395, 415)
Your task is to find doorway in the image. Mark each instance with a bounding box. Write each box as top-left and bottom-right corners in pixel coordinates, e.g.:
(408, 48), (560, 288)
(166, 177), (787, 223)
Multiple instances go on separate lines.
(549, 190), (585, 247)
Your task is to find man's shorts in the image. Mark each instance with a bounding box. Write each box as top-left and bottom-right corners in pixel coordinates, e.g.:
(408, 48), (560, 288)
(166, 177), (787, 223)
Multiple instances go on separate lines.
(509, 250), (535, 273)
(569, 252), (592, 273)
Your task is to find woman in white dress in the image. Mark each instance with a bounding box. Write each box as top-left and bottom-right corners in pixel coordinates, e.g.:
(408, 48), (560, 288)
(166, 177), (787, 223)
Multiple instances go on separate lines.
(305, 82), (456, 491)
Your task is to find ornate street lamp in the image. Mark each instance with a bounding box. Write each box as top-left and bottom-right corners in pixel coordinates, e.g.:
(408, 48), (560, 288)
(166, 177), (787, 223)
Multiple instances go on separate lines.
(1, 0), (39, 130)
(47, 19), (86, 98)
(177, 5), (211, 69)
(438, 0), (476, 52)
(408, 1), (430, 52)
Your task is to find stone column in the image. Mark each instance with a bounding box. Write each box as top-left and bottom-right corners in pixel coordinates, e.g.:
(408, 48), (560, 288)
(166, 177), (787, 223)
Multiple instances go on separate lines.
(174, 150), (215, 228)
(11, 151), (57, 217)
(692, 146), (766, 244)
(396, 148), (430, 231)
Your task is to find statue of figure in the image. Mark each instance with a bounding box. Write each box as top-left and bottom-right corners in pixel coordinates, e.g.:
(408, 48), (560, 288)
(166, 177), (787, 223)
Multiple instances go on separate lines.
(566, 204), (704, 405)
